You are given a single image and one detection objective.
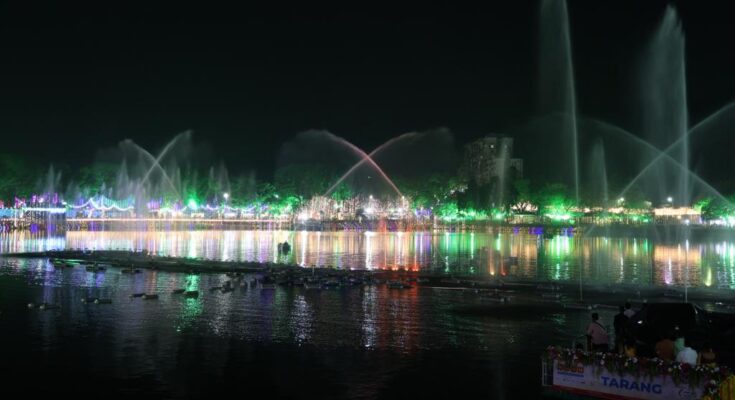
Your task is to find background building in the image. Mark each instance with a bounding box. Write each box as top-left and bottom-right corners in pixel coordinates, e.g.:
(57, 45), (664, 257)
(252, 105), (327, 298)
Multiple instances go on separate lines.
(459, 136), (523, 208)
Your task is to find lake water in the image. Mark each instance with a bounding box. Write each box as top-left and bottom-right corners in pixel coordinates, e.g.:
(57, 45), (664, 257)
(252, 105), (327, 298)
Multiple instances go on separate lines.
(2, 228), (735, 289)
(2, 228), (735, 398)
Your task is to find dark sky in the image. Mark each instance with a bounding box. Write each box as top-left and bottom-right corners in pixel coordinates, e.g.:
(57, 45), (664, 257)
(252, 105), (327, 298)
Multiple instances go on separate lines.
(1, 1), (734, 180)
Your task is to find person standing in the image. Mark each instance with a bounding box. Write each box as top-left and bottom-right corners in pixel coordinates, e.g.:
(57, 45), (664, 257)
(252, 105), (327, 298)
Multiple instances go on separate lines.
(586, 313), (609, 352)
(623, 302), (635, 318)
(613, 305), (628, 354)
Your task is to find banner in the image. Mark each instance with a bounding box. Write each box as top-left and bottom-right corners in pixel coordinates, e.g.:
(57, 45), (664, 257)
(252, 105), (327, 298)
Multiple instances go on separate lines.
(553, 360), (703, 400)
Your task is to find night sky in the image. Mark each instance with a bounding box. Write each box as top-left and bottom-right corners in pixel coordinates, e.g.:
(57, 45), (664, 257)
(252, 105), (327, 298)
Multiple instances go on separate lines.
(1, 1), (734, 181)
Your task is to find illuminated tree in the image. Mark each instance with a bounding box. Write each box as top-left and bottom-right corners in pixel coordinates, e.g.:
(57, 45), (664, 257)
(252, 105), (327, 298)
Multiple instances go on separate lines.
(510, 178), (535, 213)
(0, 154), (43, 202)
(535, 183), (574, 217)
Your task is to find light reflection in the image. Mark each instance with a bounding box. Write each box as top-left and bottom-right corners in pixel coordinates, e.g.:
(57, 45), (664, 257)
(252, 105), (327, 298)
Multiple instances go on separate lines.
(0, 229), (733, 289)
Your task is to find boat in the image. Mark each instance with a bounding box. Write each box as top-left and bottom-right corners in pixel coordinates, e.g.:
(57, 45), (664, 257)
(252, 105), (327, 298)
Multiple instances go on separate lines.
(85, 264), (106, 272)
(347, 276), (363, 286)
(172, 289), (186, 294)
(142, 294), (159, 300)
(184, 290), (199, 298)
(541, 345), (733, 399)
(258, 277), (277, 290)
(52, 259), (75, 268)
(94, 299), (112, 304)
(38, 303), (60, 310)
(121, 268), (142, 274)
(387, 280), (412, 289)
(560, 302), (595, 310)
(481, 293), (511, 303)
(322, 279), (340, 289)
(537, 283), (561, 291)
(81, 297), (98, 304)
(543, 302), (735, 399)
(594, 303), (620, 310)
(663, 290), (684, 298)
(129, 293), (146, 298)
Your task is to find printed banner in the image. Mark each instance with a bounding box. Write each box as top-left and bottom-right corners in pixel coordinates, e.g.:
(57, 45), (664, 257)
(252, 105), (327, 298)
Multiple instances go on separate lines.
(553, 360), (703, 400)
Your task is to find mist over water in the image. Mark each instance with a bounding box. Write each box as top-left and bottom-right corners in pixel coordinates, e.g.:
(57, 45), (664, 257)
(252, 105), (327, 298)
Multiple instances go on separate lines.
(539, 0), (579, 203)
(639, 6), (690, 207)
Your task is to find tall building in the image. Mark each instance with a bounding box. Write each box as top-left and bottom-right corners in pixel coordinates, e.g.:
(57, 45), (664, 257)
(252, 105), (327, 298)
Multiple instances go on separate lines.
(460, 136), (523, 186)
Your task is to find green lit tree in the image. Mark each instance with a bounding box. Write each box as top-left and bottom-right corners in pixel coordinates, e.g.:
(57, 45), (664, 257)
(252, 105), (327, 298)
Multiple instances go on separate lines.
(274, 163), (335, 199)
(329, 182), (353, 202)
(0, 154), (43, 202)
(510, 178), (534, 213)
(75, 162), (120, 197)
(534, 183), (574, 216)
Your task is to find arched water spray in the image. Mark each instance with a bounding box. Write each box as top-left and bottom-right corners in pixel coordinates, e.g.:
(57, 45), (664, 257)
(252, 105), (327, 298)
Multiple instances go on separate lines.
(324, 132), (419, 197)
(121, 140), (181, 199)
(318, 132), (403, 198)
(139, 130), (191, 188)
(613, 101), (735, 196)
(584, 118), (731, 207)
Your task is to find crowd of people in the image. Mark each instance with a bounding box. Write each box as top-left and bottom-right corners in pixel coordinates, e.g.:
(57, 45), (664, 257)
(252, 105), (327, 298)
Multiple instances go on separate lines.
(584, 302), (718, 366)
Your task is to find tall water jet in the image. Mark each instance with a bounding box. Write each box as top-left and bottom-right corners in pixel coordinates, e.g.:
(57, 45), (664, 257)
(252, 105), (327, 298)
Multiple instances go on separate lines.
(587, 140), (608, 209)
(539, 0), (580, 205)
(639, 6), (689, 207)
(40, 165), (62, 198)
(495, 137), (513, 208)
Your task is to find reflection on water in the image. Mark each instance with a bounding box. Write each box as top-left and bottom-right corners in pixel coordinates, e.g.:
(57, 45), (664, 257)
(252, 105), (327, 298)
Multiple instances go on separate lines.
(0, 256), (596, 398)
(2, 229), (735, 288)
